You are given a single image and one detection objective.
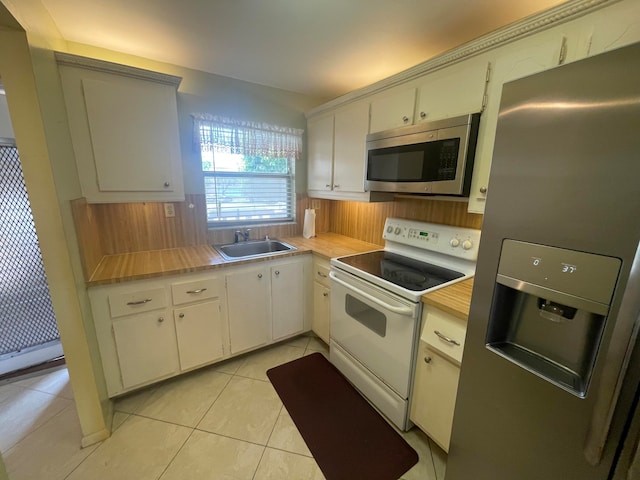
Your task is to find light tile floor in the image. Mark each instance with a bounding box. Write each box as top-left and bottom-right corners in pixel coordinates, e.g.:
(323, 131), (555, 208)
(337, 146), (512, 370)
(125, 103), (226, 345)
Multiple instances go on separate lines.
(0, 335), (447, 479)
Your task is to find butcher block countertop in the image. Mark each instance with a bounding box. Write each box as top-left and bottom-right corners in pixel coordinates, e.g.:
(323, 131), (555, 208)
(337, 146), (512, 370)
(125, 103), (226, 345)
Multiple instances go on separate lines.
(87, 233), (380, 286)
(421, 278), (474, 321)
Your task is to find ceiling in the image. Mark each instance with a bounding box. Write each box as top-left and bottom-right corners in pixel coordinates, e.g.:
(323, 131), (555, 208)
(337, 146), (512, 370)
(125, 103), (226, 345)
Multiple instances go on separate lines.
(39, 0), (567, 100)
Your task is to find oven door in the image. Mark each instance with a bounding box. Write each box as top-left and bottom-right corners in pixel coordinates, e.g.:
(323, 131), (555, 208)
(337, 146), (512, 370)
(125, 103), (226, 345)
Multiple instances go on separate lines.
(329, 268), (420, 398)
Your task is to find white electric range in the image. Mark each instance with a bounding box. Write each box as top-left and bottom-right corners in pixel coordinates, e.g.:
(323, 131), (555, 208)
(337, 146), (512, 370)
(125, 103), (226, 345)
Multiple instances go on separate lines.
(329, 218), (481, 430)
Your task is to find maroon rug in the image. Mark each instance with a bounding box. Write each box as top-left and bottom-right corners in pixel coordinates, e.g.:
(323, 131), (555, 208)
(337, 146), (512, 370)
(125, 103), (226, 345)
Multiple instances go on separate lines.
(267, 352), (418, 480)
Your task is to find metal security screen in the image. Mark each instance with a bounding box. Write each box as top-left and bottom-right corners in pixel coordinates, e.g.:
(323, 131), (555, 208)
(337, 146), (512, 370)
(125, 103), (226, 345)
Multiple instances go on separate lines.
(0, 143), (59, 356)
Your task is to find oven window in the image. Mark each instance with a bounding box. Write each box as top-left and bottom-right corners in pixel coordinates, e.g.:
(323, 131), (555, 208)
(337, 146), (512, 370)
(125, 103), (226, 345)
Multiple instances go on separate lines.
(345, 294), (387, 337)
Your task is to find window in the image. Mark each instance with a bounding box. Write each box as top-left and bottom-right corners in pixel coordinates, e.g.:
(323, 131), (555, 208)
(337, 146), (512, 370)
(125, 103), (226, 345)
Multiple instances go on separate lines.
(193, 115), (303, 227)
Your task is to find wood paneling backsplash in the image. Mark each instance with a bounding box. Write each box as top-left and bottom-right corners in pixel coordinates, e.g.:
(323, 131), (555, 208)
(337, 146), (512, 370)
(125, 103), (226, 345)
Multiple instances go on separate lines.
(329, 197), (483, 246)
(71, 194), (332, 279)
(71, 194), (480, 280)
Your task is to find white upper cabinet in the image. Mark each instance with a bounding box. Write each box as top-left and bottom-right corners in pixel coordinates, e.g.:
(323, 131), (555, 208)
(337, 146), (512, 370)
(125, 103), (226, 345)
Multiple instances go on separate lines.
(307, 101), (388, 201)
(332, 102), (370, 193)
(56, 53), (184, 203)
(307, 114), (334, 191)
(415, 60), (489, 123)
(369, 88), (416, 133)
(467, 34), (564, 214)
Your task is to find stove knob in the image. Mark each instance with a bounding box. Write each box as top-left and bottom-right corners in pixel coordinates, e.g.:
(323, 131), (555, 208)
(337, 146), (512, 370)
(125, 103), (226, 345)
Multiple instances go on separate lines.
(462, 240), (473, 250)
(386, 226), (393, 234)
(394, 227), (401, 235)
(450, 238), (460, 248)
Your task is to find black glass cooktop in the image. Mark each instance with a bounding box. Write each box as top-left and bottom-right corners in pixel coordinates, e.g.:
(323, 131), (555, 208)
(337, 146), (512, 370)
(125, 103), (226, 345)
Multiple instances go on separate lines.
(338, 250), (464, 291)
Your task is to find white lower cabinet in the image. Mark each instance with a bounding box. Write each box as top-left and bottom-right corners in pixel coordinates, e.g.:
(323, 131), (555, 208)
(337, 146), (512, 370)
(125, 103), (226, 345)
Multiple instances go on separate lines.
(174, 300), (224, 371)
(411, 343), (460, 452)
(271, 262), (305, 341)
(226, 257), (308, 352)
(112, 309), (180, 390)
(226, 265), (271, 354)
(91, 255), (310, 398)
(410, 305), (467, 452)
(311, 255), (331, 344)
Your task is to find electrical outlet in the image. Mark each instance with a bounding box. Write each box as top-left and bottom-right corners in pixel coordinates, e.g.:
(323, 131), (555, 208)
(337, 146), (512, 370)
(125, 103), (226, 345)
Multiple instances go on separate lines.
(164, 203), (175, 218)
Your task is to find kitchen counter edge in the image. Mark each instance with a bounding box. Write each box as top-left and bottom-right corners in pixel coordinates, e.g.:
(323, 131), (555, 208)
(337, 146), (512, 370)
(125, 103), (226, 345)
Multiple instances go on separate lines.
(421, 278), (474, 321)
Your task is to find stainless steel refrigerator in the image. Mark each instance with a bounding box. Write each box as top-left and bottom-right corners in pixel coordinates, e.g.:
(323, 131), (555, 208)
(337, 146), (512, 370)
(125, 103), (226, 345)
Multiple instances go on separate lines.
(446, 42), (640, 480)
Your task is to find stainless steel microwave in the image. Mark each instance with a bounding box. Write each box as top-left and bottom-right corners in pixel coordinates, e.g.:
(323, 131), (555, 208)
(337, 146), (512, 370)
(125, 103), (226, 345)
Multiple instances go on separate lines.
(365, 112), (480, 196)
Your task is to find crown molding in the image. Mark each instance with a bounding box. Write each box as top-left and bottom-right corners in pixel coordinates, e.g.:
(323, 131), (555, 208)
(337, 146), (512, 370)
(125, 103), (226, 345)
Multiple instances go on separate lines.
(307, 0), (620, 118)
(54, 52), (182, 87)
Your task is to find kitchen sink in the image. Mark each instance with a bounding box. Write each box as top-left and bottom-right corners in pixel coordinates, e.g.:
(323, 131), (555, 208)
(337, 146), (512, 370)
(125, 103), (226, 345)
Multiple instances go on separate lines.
(214, 239), (297, 260)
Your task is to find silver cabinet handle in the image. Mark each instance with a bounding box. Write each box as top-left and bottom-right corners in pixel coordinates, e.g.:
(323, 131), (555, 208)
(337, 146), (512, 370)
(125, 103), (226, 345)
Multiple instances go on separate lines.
(420, 111), (427, 119)
(317, 271), (328, 278)
(402, 116), (409, 123)
(323, 292), (329, 297)
(127, 298), (152, 306)
(186, 288), (207, 294)
(434, 330), (460, 346)
(179, 313), (185, 318)
(257, 273), (263, 279)
(158, 316), (165, 323)
(164, 182), (170, 187)
(275, 270), (280, 276)
(424, 356), (432, 364)
(480, 186), (488, 194)
(333, 184), (340, 188)
(325, 184), (331, 188)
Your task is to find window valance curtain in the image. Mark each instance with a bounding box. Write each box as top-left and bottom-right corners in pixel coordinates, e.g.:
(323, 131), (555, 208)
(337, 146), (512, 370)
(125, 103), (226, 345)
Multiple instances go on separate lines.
(192, 114), (304, 159)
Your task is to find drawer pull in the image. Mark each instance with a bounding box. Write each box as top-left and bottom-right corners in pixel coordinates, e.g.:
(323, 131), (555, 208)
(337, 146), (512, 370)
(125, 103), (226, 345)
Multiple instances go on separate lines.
(186, 288), (207, 294)
(317, 271), (328, 278)
(323, 292), (329, 297)
(424, 356), (432, 364)
(127, 298), (152, 306)
(434, 330), (460, 346)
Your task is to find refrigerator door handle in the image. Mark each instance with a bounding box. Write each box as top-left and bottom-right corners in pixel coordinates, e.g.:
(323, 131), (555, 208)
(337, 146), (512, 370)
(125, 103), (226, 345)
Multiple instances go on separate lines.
(584, 243), (640, 466)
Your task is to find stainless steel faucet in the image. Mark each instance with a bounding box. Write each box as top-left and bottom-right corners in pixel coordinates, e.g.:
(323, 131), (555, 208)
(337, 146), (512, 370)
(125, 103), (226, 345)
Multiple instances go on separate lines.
(234, 229), (251, 243)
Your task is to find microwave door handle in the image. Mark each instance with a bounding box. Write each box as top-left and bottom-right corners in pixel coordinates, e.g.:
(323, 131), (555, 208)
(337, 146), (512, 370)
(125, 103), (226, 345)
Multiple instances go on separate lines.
(329, 271), (414, 317)
(584, 243), (640, 466)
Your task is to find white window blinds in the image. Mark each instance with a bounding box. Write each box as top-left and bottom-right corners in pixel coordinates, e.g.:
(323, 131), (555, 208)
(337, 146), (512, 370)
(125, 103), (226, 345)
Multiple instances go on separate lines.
(193, 114), (303, 226)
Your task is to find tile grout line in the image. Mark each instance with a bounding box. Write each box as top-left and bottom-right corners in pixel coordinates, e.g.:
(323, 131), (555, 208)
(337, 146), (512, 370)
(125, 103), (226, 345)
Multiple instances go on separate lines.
(155, 426), (197, 480)
(1, 392), (74, 455)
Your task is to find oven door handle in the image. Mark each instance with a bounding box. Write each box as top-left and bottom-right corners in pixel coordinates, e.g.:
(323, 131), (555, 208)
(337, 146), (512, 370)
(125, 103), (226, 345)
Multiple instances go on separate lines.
(329, 271), (414, 316)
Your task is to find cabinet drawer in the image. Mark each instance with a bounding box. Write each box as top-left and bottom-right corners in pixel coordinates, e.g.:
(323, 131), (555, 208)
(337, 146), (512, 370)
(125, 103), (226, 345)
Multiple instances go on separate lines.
(313, 257), (331, 288)
(108, 288), (167, 318)
(421, 307), (467, 365)
(171, 277), (221, 305)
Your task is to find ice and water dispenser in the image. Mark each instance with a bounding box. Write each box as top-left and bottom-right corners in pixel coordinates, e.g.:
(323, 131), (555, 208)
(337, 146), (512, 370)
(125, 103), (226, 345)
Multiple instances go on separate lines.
(486, 240), (621, 397)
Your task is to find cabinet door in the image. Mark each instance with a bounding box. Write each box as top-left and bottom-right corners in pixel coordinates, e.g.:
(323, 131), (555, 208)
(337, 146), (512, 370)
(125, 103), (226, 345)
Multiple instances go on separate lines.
(369, 88), (416, 133)
(415, 60), (488, 123)
(226, 267), (270, 354)
(174, 300), (224, 371)
(272, 261), (304, 340)
(312, 282), (330, 344)
(307, 115), (334, 191)
(410, 344), (460, 452)
(82, 77), (181, 194)
(468, 35), (564, 214)
(332, 102), (370, 193)
(112, 310), (179, 389)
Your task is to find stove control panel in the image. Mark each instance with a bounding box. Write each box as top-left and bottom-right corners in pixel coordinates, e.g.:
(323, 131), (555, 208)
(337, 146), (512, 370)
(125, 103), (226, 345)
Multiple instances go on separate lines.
(383, 218), (481, 260)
